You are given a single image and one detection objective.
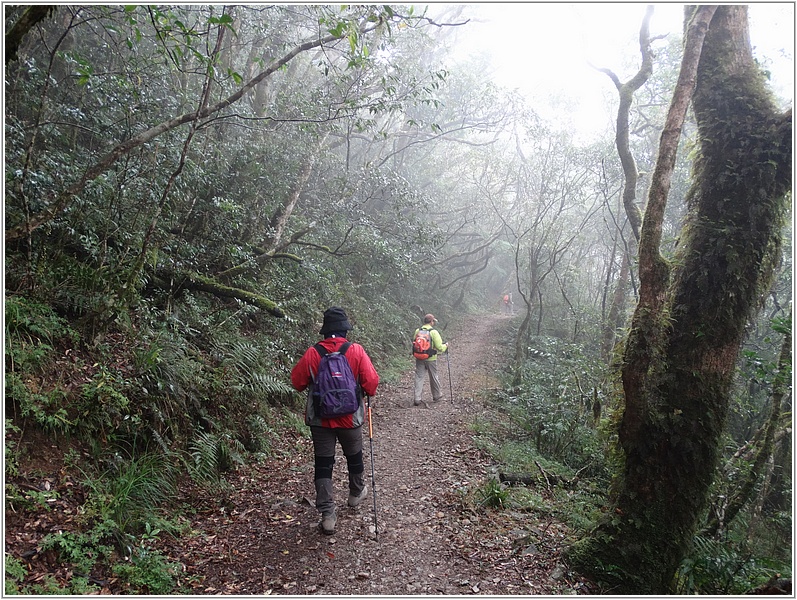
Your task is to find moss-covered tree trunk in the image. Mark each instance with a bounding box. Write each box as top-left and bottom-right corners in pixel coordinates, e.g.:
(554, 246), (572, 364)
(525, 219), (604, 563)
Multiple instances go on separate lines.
(568, 6), (792, 593)
(705, 309), (791, 537)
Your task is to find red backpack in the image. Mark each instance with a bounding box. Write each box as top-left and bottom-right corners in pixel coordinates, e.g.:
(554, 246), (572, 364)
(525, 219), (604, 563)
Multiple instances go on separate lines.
(412, 329), (437, 360)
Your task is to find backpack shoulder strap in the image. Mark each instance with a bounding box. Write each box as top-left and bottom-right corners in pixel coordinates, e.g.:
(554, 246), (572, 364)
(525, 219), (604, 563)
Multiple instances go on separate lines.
(315, 341), (352, 356)
(310, 344), (327, 383)
(336, 342), (360, 386)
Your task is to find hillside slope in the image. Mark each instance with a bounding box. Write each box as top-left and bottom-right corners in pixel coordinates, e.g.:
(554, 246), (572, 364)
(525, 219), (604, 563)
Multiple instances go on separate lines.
(6, 313), (591, 594)
(173, 313), (587, 594)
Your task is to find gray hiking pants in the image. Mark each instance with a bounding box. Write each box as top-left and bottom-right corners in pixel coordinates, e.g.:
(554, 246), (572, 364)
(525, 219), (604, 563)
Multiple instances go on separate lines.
(310, 426), (365, 515)
(414, 358), (443, 404)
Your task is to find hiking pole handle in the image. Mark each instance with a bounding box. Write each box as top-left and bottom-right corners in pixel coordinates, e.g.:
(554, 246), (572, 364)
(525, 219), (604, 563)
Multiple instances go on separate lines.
(366, 396), (374, 438)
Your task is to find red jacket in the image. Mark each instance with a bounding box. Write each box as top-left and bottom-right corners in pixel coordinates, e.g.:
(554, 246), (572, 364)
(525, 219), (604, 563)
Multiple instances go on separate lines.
(291, 336), (379, 428)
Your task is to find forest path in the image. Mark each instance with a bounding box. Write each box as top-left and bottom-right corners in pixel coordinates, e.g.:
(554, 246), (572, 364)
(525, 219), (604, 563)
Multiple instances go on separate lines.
(175, 312), (585, 595)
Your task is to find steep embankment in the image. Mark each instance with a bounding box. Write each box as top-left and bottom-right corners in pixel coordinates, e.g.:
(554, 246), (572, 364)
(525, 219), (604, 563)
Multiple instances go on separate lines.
(171, 313), (587, 594)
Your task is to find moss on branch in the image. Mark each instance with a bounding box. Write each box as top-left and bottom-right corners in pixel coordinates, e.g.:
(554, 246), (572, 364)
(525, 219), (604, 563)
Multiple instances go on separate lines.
(157, 269), (285, 318)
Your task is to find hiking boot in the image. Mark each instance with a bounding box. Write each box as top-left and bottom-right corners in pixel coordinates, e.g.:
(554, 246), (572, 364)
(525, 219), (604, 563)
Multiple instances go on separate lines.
(319, 510), (337, 535)
(348, 471), (366, 504)
(431, 396), (444, 404)
(348, 485), (368, 507)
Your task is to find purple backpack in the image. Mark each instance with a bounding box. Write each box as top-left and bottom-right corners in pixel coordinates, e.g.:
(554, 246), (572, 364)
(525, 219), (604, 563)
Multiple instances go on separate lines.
(311, 342), (361, 418)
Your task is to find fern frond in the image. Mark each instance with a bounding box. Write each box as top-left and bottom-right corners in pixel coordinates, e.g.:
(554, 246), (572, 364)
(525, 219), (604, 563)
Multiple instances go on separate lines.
(213, 340), (262, 370)
(243, 372), (294, 397)
(188, 431), (243, 487)
(188, 431), (223, 485)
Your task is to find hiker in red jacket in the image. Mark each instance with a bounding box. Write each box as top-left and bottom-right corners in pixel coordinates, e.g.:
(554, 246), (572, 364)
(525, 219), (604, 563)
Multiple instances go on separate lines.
(291, 307), (379, 535)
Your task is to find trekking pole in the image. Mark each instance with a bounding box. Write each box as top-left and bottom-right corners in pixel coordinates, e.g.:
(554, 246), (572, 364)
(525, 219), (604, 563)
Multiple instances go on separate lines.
(366, 395), (378, 541)
(446, 350), (454, 405)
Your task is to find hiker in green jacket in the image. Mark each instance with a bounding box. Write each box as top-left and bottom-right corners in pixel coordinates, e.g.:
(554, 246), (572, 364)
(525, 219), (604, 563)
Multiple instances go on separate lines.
(412, 314), (449, 407)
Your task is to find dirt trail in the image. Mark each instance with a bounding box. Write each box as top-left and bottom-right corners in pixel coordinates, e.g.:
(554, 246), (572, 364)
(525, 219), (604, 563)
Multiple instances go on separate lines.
(171, 313), (585, 595)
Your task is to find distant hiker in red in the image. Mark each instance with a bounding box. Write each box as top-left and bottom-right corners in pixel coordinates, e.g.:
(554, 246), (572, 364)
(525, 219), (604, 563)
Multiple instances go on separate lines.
(503, 292), (514, 315)
(412, 314), (449, 408)
(291, 307), (379, 535)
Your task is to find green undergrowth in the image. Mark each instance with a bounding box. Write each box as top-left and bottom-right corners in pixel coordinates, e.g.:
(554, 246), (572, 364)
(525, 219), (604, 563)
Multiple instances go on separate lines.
(5, 295), (315, 593)
(4, 283), (481, 593)
(468, 330), (792, 594)
(463, 335), (613, 539)
(673, 530), (792, 595)
(467, 414), (609, 540)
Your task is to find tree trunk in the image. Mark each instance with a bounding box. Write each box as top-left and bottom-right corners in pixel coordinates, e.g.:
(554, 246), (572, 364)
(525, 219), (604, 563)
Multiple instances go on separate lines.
(601, 249), (631, 360)
(567, 5), (791, 593)
(216, 131), (329, 280)
(705, 311), (790, 536)
(595, 4), (656, 242)
(5, 6), (56, 64)
(157, 269), (285, 317)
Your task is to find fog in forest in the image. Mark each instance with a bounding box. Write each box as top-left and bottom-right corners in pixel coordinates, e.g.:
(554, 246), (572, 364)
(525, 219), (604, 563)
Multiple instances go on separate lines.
(4, 4), (793, 595)
(443, 3), (793, 141)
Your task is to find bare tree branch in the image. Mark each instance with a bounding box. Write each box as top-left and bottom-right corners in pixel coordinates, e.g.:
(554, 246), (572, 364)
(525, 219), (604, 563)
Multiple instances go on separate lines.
(591, 4), (656, 242)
